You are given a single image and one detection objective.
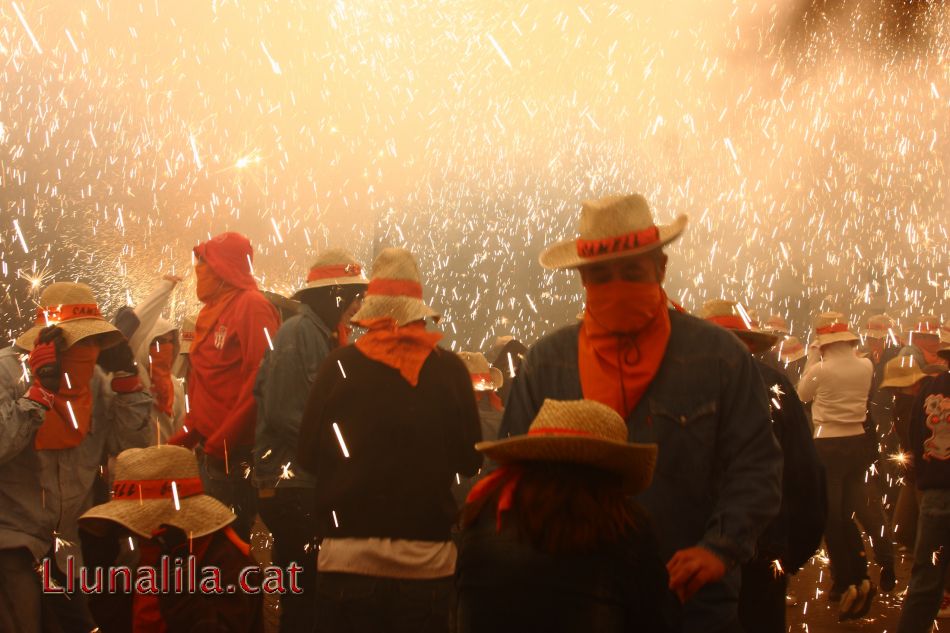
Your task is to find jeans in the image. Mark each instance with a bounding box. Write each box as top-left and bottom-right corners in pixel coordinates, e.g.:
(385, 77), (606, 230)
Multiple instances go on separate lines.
(847, 468), (895, 571)
(897, 489), (950, 633)
(738, 558), (787, 633)
(314, 572), (452, 633)
(257, 488), (319, 633)
(198, 449), (258, 541)
(816, 435), (873, 587)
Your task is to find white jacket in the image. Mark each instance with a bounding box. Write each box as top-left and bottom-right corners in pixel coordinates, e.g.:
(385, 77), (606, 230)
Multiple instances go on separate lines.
(797, 343), (873, 438)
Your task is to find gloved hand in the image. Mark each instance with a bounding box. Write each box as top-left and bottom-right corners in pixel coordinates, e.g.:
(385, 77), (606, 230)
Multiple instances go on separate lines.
(29, 326), (65, 393)
(97, 340), (137, 375)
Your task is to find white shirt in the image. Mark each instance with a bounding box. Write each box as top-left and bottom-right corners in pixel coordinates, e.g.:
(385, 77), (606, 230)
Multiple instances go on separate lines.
(797, 343), (873, 438)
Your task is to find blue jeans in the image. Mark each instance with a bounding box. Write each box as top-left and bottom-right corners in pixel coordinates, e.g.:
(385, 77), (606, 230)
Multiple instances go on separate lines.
(897, 489), (950, 633)
(313, 572), (452, 633)
(198, 449), (258, 541)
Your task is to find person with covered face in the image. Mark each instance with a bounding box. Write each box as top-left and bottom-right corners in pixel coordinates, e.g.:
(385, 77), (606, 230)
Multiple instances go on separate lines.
(499, 194), (782, 633)
(297, 248), (482, 633)
(168, 232), (280, 541)
(0, 282), (152, 633)
(253, 249), (367, 633)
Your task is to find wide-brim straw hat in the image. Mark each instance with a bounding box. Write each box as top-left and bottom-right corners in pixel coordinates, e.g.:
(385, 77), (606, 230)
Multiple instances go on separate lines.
(477, 399), (657, 494)
(80, 445), (235, 539)
(700, 299), (779, 354)
(814, 311), (859, 347)
(912, 314), (941, 335)
(457, 351), (504, 390)
(292, 249), (368, 297)
(880, 354), (929, 388)
(763, 314), (790, 335)
(178, 313), (197, 354)
(777, 336), (806, 363)
(863, 314), (896, 340)
(16, 282), (124, 351)
(539, 194), (687, 270)
(351, 248), (440, 327)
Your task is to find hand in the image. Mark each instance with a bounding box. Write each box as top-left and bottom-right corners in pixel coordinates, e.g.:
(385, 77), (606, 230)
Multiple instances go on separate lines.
(666, 546), (727, 603)
(97, 340), (137, 374)
(29, 326), (66, 393)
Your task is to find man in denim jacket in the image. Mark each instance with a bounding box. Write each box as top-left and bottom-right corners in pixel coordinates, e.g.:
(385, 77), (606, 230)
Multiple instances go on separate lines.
(500, 195), (782, 633)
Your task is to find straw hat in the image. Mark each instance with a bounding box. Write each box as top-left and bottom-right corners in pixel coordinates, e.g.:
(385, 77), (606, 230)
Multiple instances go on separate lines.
(814, 312), (859, 347)
(700, 299), (779, 354)
(293, 249), (368, 298)
(880, 353), (929, 389)
(16, 282), (124, 351)
(863, 314), (896, 340)
(350, 248), (439, 327)
(178, 313), (197, 354)
(476, 399), (658, 493)
(912, 314), (941, 335)
(539, 195), (687, 270)
(80, 445), (235, 539)
(457, 351), (504, 391)
(763, 314), (790, 335)
(777, 336), (806, 363)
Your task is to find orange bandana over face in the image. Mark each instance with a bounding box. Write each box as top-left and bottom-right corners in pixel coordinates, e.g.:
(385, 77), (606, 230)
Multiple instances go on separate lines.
(193, 261), (241, 352)
(35, 343), (100, 450)
(578, 281), (671, 418)
(354, 318), (443, 386)
(149, 340), (175, 416)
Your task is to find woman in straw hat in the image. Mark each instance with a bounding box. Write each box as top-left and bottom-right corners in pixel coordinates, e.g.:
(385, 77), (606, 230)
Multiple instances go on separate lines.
(0, 281), (153, 633)
(701, 299), (826, 633)
(253, 248), (367, 633)
(500, 194), (782, 633)
(897, 340), (950, 630)
(296, 248), (481, 633)
(78, 445), (263, 632)
(797, 312), (884, 620)
(456, 399), (677, 632)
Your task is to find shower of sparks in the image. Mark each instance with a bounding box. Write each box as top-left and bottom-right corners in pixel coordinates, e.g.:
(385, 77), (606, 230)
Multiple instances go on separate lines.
(337, 360), (347, 379)
(332, 422), (350, 458)
(171, 480), (181, 511)
(65, 401), (79, 429)
(485, 32), (513, 69)
(12, 220), (29, 254)
(279, 461), (295, 479)
(128, 536), (135, 551)
(11, 2), (42, 54)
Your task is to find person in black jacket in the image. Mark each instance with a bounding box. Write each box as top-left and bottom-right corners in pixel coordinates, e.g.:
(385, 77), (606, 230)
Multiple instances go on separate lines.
(701, 300), (827, 633)
(296, 248), (482, 633)
(457, 398), (678, 633)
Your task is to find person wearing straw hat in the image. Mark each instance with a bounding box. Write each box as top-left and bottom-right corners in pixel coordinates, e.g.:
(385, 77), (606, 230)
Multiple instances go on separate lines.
(797, 312), (887, 619)
(701, 299), (826, 633)
(296, 247), (482, 633)
(897, 340), (950, 631)
(907, 314), (946, 368)
(500, 194), (782, 633)
(0, 281), (153, 633)
(862, 314), (903, 473)
(78, 445), (263, 632)
(252, 248), (366, 633)
(168, 232), (280, 542)
(487, 336), (528, 407)
(456, 399), (678, 633)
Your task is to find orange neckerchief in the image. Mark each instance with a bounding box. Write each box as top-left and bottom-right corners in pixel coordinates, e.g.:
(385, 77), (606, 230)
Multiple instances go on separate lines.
(354, 318), (442, 386)
(35, 344), (99, 450)
(466, 464), (523, 531)
(578, 286), (671, 418)
(192, 263), (241, 353)
(149, 341), (175, 416)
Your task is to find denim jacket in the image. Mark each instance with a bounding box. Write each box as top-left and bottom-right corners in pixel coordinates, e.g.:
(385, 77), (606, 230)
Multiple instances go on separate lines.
(500, 310), (783, 632)
(253, 305), (332, 488)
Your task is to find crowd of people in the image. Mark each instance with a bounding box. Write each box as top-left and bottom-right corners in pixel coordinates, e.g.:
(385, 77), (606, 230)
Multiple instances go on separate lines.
(0, 194), (948, 632)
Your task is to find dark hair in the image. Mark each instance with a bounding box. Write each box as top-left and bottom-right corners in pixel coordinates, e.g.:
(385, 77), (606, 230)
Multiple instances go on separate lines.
(462, 461), (644, 556)
(296, 284), (365, 334)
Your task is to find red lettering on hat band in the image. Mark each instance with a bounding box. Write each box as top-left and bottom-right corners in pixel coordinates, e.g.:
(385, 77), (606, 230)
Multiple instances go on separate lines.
(527, 427), (598, 438)
(35, 304), (103, 326)
(575, 226), (660, 259)
(816, 323), (849, 335)
(307, 264), (363, 282)
(111, 478), (204, 500)
(706, 315), (753, 332)
(366, 278), (423, 299)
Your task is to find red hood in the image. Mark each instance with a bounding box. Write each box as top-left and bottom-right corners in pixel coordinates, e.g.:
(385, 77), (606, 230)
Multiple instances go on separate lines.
(194, 232), (258, 291)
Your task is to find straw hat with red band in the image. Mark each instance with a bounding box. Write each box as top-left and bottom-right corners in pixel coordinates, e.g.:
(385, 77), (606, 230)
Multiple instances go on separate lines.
(911, 314), (941, 336)
(699, 299), (779, 354)
(476, 399), (658, 493)
(776, 336), (806, 363)
(863, 314), (896, 340)
(16, 282), (124, 352)
(79, 445), (235, 539)
(763, 314), (790, 335)
(457, 351), (504, 391)
(879, 353), (930, 389)
(350, 248), (439, 327)
(292, 249), (368, 297)
(539, 194), (688, 270)
(814, 312), (860, 347)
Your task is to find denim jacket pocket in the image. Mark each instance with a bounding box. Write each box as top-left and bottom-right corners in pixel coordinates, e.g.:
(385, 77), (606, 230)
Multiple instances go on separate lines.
(647, 398), (719, 483)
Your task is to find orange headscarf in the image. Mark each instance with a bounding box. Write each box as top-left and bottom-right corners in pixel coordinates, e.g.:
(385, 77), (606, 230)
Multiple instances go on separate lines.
(149, 339), (175, 416)
(34, 343), (100, 450)
(192, 261), (241, 352)
(354, 318), (442, 386)
(578, 281), (671, 418)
